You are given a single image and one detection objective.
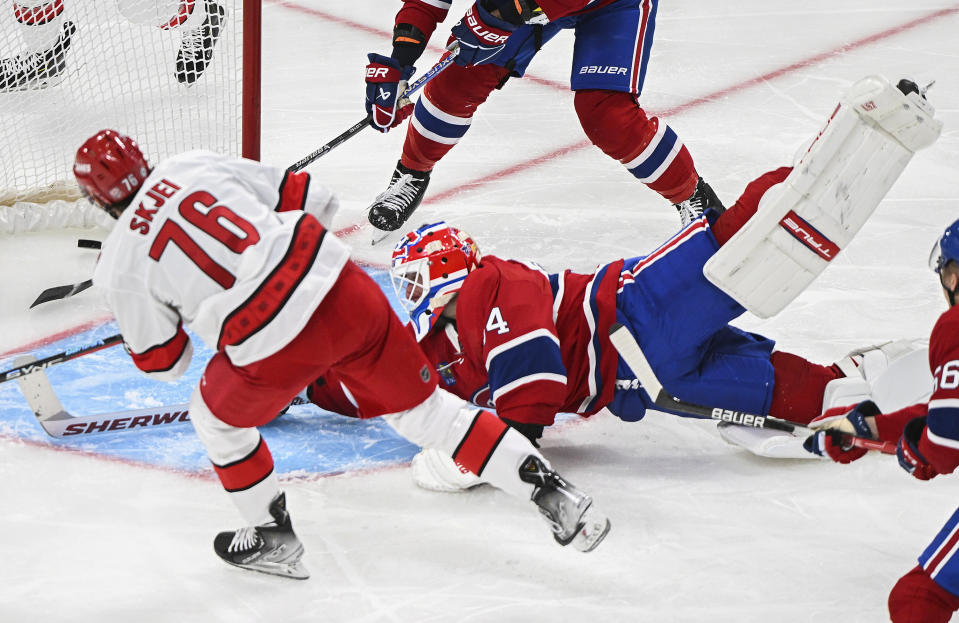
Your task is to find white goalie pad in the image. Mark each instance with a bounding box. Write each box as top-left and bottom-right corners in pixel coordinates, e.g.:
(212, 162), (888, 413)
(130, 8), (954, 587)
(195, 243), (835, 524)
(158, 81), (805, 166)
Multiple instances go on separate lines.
(822, 339), (932, 414)
(704, 75), (942, 318)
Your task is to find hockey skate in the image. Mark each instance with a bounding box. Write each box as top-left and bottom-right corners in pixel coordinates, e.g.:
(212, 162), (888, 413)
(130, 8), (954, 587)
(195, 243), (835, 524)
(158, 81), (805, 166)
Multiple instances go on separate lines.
(0, 20), (76, 92)
(368, 161), (432, 240)
(519, 456), (610, 553)
(175, 0), (226, 85)
(672, 177), (725, 227)
(212, 492), (309, 579)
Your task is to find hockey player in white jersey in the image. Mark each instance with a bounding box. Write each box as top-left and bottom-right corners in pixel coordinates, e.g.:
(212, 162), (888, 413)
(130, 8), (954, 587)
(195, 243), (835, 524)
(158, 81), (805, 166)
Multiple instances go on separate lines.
(72, 129), (610, 579)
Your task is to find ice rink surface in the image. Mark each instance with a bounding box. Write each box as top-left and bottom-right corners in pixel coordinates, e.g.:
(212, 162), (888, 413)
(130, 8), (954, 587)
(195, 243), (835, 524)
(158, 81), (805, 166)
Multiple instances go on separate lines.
(1, 1), (959, 621)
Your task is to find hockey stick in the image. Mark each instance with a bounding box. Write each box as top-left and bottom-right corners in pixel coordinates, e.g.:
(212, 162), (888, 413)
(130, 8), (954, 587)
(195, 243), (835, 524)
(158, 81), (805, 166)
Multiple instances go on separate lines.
(287, 44), (459, 174)
(607, 322), (896, 454)
(13, 360), (310, 438)
(31, 279), (93, 308)
(0, 334), (123, 384)
(30, 240), (101, 307)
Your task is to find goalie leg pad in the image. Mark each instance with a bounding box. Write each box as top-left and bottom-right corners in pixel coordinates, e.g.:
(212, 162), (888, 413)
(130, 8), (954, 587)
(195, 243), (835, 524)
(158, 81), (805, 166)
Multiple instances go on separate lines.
(716, 421), (817, 460)
(822, 340), (932, 414)
(704, 75), (942, 318)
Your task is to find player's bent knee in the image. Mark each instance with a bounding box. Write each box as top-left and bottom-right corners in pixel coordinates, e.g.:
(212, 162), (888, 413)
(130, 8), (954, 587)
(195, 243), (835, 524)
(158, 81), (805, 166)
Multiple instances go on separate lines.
(381, 387), (476, 453)
(573, 89), (653, 160)
(189, 386), (261, 465)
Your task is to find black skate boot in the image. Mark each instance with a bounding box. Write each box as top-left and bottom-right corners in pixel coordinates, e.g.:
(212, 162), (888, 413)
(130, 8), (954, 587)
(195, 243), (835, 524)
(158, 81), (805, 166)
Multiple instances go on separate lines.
(519, 456), (610, 553)
(175, 0), (226, 85)
(368, 161), (432, 233)
(0, 20), (76, 92)
(672, 177), (725, 227)
(212, 491), (309, 579)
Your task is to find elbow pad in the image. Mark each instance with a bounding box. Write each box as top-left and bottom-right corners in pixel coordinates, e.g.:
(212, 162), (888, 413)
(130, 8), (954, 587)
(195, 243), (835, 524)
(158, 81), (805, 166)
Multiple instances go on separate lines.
(391, 23), (427, 68)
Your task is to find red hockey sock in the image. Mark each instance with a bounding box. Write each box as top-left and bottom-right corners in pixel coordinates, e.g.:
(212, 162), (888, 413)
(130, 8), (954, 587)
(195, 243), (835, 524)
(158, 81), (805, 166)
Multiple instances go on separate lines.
(889, 566), (959, 623)
(574, 89), (697, 203)
(400, 63), (508, 172)
(768, 351), (843, 425)
(712, 167), (792, 246)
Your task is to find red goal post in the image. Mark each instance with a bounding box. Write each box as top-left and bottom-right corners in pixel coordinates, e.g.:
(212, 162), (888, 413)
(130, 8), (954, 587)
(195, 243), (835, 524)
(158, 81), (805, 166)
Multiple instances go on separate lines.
(0, 0), (260, 208)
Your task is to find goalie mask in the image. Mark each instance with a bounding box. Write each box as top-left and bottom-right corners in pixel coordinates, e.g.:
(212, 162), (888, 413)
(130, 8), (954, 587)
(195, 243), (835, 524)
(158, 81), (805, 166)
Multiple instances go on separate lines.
(390, 222), (481, 340)
(74, 129), (151, 218)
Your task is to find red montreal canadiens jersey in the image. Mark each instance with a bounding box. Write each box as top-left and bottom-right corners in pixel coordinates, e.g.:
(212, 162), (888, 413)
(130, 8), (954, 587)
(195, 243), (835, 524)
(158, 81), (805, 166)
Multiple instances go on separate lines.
(918, 305), (959, 474)
(94, 151), (350, 378)
(395, 0), (616, 42)
(418, 255), (624, 426)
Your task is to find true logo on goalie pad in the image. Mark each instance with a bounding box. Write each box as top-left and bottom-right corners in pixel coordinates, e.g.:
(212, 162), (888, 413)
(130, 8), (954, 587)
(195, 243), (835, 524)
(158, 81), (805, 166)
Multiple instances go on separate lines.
(779, 210), (839, 260)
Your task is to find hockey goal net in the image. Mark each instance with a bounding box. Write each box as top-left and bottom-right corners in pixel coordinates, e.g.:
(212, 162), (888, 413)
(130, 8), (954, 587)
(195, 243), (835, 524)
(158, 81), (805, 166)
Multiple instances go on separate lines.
(0, 0), (259, 208)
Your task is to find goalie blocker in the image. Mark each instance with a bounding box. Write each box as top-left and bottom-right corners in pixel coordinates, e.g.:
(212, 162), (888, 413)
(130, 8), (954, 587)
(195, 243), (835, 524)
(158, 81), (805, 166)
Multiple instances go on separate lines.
(704, 76), (942, 318)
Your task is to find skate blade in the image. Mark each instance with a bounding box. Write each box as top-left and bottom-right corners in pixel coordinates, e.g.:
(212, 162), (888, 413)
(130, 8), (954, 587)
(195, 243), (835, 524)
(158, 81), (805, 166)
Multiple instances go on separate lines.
(222, 557), (310, 580)
(571, 505), (611, 553)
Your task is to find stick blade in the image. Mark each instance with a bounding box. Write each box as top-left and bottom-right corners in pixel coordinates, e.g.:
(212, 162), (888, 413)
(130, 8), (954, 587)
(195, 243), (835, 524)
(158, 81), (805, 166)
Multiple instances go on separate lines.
(30, 279), (93, 308)
(12, 356), (69, 437)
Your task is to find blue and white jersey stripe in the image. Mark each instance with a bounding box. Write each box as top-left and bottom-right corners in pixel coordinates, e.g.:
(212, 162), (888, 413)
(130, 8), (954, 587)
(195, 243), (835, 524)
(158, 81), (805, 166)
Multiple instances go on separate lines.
(927, 398), (959, 450)
(487, 329), (567, 402)
(577, 264), (609, 413)
(411, 93), (472, 146)
(623, 123), (683, 184)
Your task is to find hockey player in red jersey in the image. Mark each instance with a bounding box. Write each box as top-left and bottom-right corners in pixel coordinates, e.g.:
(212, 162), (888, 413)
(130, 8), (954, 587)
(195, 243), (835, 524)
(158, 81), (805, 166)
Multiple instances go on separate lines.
(380, 169), (844, 439)
(362, 0), (722, 236)
(804, 219), (959, 623)
(72, 129), (611, 579)
(313, 76), (941, 492)
(305, 169), (854, 489)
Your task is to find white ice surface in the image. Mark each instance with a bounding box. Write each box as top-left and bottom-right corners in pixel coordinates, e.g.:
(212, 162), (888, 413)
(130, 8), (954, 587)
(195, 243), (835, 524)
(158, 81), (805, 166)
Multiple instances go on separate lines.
(2, 1), (959, 621)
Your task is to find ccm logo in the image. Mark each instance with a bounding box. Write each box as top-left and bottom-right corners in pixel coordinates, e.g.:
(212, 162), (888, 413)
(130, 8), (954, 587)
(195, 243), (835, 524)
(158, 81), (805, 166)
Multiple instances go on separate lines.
(365, 67), (390, 78)
(711, 408), (765, 428)
(467, 9), (509, 44)
(779, 210), (840, 260)
(579, 66), (628, 75)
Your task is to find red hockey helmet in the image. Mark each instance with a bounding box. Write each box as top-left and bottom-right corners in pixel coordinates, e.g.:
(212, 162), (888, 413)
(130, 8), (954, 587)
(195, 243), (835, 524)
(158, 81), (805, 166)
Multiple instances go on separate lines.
(390, 221), (481, 340)
(73, 129), (150, 216)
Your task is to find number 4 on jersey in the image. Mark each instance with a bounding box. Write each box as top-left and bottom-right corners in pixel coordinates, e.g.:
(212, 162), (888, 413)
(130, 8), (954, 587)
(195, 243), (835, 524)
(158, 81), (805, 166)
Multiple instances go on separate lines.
(486, 307), (510, 334)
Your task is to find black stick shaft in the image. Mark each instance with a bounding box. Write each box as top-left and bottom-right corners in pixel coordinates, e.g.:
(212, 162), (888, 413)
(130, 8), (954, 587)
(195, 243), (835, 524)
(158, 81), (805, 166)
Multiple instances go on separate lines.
(0, 334), (123, 384)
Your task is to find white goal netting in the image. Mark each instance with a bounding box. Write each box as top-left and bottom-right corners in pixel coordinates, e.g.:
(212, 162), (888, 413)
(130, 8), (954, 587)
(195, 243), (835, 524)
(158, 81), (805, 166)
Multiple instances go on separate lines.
(0, 0), (251, 210)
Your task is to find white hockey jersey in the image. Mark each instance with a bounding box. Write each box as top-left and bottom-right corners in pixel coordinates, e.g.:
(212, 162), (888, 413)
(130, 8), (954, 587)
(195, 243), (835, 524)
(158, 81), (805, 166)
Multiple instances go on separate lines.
(93, 151), (351, 379)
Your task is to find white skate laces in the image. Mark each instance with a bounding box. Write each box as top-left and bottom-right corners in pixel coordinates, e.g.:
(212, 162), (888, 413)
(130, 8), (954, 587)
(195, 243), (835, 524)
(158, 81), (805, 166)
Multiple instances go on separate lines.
(227, 527), (261, 553)
(374, 174), (419, 216)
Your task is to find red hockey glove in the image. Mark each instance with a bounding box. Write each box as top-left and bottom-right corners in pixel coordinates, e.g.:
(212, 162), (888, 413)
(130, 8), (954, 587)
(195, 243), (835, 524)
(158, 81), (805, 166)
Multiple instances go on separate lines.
(803, 400), (880, 464)
(897, 417), (939, 480)
(364, 53), (415, 132)
(450, 0), (538, 66)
